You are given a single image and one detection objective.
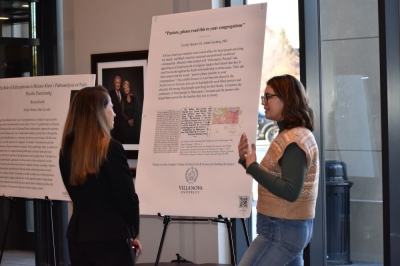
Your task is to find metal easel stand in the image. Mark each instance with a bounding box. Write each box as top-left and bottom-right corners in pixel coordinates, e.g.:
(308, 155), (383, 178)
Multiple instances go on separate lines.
(0, 197), (16, 265)
(155, 213), (250, 266)
(44, 196), (57, 266)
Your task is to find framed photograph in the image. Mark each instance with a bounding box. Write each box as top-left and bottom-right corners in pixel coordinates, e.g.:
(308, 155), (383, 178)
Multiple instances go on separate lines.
(91, 50), (148, 159)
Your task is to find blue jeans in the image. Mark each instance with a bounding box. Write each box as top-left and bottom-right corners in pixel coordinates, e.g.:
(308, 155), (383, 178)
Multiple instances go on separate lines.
(239, 213), (313, 266)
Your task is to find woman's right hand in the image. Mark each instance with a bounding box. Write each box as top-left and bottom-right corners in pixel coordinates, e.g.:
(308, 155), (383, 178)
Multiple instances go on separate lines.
(238, 133), (249, 161)
(131, 238), (142, 252)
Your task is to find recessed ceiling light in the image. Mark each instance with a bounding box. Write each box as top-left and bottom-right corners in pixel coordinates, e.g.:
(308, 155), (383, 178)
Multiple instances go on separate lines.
(0, 17), (9, 20)
(22, 4), (29, 8)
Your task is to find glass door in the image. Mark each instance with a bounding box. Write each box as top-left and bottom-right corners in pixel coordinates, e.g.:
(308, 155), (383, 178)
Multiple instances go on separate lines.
(0, 0), (46, 260)
(320, 0), (383, 264)
(0, 1), (38, 78)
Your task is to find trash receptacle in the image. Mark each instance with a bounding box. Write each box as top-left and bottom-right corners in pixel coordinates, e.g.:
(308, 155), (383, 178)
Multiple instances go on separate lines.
(325, 160), (353, 264)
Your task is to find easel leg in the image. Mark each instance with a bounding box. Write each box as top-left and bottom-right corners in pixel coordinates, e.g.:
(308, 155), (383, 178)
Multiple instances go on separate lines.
(240, 218), (250, 247)
(224, 217), (236, 266)
(155, 215), (171, 266)
(45, 197), (57, 266)
(0, 197), (14, 264)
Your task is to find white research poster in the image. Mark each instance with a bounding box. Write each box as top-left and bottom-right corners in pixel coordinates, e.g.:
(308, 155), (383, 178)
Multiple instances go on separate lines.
(136, 4), (267, 218)
(0, 75), (95, 201)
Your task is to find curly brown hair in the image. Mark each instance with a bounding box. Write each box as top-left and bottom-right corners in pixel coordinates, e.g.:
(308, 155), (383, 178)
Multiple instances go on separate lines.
(267, 74), (315, 131)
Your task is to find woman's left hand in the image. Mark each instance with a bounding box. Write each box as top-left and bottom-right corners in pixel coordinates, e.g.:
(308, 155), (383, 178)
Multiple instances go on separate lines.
(244, 143), (257, 168)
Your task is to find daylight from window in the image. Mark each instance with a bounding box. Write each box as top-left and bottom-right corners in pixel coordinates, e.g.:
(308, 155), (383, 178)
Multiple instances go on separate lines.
(246, 0), (300, 240)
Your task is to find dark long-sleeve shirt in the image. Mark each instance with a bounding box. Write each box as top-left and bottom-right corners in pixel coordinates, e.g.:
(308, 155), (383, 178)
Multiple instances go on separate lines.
(239, 122), (307, 202)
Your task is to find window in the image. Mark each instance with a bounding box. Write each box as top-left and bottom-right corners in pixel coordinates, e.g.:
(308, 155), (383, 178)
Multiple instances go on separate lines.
(246, 0), (300, 240)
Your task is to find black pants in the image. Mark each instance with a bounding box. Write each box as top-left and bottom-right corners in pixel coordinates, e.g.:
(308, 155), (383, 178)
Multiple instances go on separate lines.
(68, 239), (136, 266)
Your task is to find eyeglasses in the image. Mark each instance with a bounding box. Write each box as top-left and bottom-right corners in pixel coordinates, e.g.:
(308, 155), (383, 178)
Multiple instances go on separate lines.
(261, 93), (278, 103)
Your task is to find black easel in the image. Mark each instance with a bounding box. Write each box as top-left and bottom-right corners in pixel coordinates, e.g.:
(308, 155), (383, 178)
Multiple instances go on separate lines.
(155, 213), (250, 266)
(240, 218), (250, 247)
(0, 196), (64, 266)
(44, 196), (57, 266)
(0, 197), (16, 265)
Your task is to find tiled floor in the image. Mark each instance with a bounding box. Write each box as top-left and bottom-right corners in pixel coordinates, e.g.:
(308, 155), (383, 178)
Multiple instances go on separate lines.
(0, 250), (384, 265)
(1, 250), (35, 266)
(328, 264), (382, 266)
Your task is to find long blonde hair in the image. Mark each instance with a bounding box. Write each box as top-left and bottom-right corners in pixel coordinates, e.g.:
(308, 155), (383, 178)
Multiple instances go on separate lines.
(61, 86), (111, 186)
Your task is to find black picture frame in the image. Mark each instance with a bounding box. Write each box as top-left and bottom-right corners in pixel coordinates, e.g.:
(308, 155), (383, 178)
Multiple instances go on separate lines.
(91, 50), (148, 160)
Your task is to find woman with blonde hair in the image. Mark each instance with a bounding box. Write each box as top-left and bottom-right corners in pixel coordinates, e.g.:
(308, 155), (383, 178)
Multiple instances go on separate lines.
(59, 86), (140, 265)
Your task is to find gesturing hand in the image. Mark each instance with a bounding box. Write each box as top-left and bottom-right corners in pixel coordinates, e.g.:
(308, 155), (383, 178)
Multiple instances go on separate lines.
(238, 133), (249, 161)
(244, 143), (257, 168)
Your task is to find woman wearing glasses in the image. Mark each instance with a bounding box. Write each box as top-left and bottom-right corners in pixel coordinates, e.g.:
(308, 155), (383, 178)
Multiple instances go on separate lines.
(237, 75), (319, 266)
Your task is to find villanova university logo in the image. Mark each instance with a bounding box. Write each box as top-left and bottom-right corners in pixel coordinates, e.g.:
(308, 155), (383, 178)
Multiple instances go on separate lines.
(179, 167), (202, 194)
(185, 167), (198, 183)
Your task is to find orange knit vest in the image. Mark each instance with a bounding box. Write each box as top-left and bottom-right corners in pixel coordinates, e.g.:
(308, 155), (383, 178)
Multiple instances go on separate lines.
(257, 127), (319, 220)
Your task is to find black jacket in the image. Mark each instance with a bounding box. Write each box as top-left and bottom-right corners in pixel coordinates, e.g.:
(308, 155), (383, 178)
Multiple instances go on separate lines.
(59, 139), (139, 242)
